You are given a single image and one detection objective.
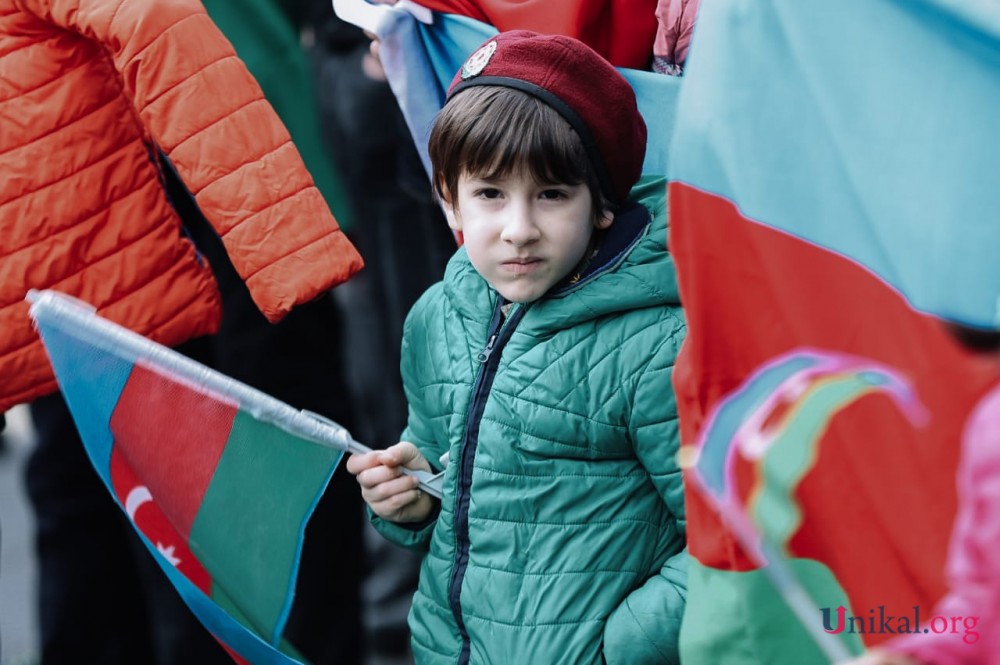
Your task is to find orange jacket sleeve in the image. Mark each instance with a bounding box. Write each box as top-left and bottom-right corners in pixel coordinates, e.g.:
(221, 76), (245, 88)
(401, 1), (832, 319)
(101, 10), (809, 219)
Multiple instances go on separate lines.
(18, 0), (363, 322)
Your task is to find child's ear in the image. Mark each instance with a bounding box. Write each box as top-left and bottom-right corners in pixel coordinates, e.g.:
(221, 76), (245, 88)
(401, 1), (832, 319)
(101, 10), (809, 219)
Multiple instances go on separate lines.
(443, 203), (462, 232)
(438, 184), (463, 231)
(594, 208), (615, 230)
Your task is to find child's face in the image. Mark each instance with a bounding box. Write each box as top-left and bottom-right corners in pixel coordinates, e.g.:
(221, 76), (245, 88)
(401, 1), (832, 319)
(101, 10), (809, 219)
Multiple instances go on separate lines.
(444, 171), (613, 303)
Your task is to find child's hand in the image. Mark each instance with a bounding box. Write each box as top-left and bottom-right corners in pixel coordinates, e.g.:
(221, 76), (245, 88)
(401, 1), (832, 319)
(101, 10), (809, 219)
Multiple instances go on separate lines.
(346, 442), (436, 524)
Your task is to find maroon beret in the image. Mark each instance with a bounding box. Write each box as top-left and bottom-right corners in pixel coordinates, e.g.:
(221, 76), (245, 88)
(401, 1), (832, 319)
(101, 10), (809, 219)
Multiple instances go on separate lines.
(446, 30), (647, 204)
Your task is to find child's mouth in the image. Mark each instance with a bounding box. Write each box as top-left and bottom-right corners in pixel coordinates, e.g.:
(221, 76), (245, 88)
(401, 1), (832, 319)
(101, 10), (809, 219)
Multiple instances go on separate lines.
(501, 258), (543, 274)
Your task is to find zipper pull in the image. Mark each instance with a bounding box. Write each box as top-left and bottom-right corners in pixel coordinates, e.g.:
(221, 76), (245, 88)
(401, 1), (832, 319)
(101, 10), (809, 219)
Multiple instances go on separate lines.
(477, 334), (498, 363)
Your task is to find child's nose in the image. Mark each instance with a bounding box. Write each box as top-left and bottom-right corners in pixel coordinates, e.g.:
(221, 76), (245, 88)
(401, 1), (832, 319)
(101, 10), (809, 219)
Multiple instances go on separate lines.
(500, 204), (540, 246)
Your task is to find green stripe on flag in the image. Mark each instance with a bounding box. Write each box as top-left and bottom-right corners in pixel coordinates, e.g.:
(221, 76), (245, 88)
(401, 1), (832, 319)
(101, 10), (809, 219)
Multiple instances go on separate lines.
(212, 584), (308, 660)
(188, 411), (343, 645)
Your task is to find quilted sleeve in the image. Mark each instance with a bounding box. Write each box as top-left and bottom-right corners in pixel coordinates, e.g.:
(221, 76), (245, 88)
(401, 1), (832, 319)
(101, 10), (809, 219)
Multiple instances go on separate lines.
(604, 318), (689, 665)
(369, 289), (449, 551)
(19, 0), (362, 322)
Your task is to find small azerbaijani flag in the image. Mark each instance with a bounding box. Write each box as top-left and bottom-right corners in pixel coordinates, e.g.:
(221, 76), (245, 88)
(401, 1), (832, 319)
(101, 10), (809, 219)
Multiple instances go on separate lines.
(27, 289), (365, 665)
(669, 0), (1000, 662)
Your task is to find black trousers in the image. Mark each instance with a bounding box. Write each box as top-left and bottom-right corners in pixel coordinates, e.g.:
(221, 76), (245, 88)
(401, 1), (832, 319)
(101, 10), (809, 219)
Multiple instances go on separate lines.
(311, 25), (455, 653)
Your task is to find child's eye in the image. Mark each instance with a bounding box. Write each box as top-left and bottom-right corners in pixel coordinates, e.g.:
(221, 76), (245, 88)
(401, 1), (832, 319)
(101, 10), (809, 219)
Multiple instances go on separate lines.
(539, 189), (568, 200)
(475, 188), (502, 199)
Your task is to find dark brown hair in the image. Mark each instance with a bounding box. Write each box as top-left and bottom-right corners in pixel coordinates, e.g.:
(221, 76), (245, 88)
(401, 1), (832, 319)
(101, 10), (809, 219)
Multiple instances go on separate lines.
(428, 86), (608, 221)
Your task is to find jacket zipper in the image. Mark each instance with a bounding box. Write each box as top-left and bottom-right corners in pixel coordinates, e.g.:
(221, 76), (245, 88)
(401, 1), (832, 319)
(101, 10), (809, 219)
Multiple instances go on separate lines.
(448, 298), (526, 665)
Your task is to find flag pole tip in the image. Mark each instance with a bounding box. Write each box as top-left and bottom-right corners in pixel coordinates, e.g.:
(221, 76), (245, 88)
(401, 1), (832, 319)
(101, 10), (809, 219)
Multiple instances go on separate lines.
(25, 289), (98, 313)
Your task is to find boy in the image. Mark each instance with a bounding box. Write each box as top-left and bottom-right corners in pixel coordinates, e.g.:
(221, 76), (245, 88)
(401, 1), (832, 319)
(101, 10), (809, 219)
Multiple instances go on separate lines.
(347, 31), (687, 664)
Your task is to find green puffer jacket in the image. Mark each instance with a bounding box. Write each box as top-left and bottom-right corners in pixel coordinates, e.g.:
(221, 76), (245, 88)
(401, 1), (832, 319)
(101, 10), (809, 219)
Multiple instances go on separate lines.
(373, 176), (687, 665)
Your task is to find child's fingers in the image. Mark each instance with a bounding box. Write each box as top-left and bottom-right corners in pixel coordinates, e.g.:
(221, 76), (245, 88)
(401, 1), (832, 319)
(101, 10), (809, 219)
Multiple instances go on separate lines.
(345, 451), (382, 476)
(373, 488), (425, 517)
(362, 473), (421, 505)
(354, 463), (407, 491)
(371, 484), (435, 524)
(350, 444), (435, 524)
(379, 441), (432, 471)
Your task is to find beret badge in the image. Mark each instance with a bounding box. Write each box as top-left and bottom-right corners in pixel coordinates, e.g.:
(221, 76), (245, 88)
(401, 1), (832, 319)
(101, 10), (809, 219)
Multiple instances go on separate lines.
(461, 40), (497, 79)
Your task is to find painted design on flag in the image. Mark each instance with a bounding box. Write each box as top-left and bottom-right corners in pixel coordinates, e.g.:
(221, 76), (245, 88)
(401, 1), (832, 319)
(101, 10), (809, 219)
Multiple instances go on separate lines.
(27, 291), (357, 665)
(692, 350), (926, 558)
(682, 349), (932, 660)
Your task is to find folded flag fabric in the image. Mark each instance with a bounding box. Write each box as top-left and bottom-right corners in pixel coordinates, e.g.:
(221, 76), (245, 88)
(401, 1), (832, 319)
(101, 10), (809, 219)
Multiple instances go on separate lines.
(27, 290), (363, 665)
(669, 0), (1000, 661)
(332, 0), (679, 181)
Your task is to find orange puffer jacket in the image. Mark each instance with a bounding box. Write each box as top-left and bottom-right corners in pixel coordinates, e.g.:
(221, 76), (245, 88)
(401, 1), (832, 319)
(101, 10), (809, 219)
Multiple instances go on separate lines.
(0, 0), (363, 412)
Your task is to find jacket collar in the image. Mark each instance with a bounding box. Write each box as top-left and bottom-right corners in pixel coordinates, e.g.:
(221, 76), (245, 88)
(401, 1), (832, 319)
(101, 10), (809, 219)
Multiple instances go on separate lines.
(549, 201), (650, 297)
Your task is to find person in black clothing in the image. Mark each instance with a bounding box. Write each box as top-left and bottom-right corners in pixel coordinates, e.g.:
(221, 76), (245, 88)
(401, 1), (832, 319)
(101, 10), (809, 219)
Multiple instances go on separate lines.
(304, 3), (456, 657)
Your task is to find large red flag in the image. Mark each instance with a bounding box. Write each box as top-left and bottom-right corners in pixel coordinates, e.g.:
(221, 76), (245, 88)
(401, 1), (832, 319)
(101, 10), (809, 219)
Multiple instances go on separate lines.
(669, 0), (1000, 661)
